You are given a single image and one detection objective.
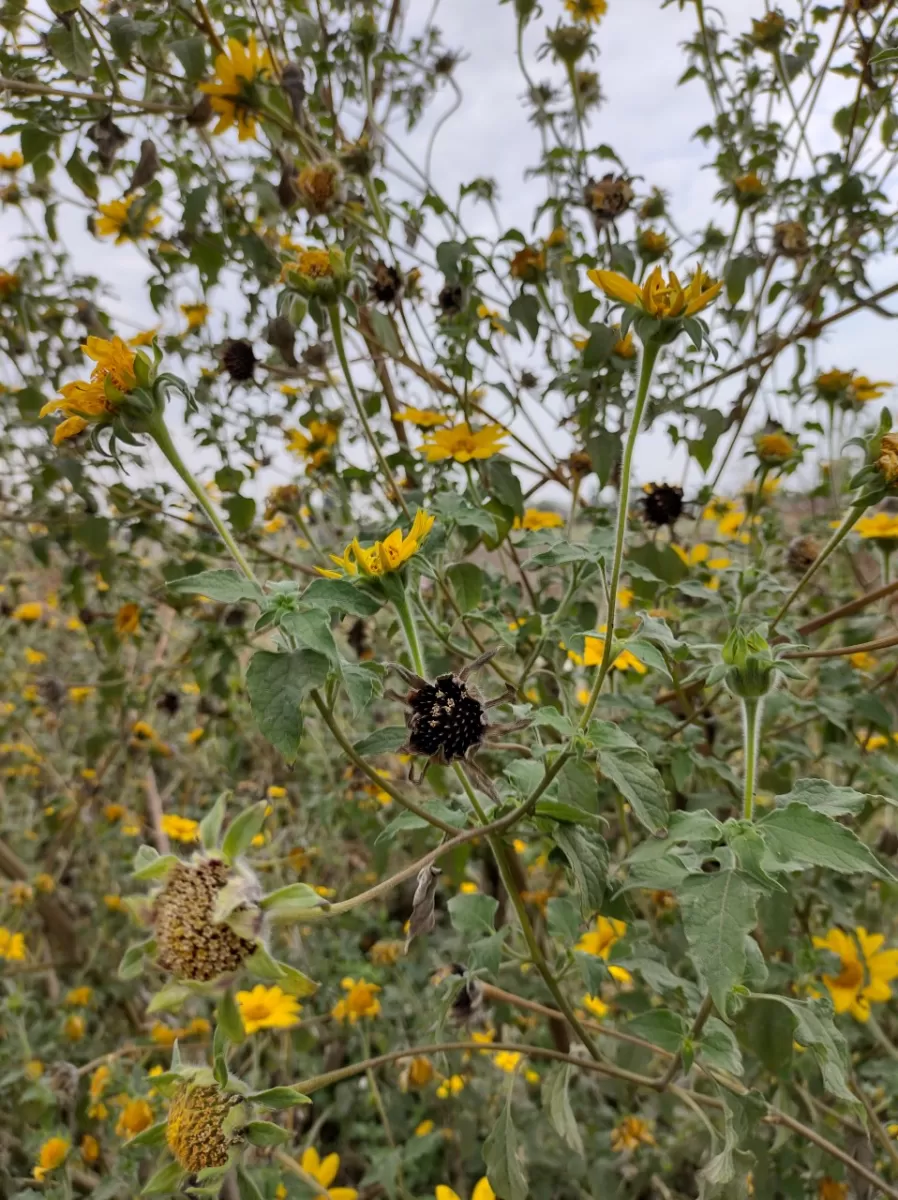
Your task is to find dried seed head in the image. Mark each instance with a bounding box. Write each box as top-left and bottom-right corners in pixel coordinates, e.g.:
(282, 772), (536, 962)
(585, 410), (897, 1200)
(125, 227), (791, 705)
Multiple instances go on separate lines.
(152, 859), (258, 983)
(156, 690), (181, 716)
(876, 433), (898, 486)
(584, 173), (634, 224)
(641, 483), (684, 528)
(266, 316), (297, 366)
(786, 535), (820, 575)
(221, 339), (257, 382)
(166, 1082), (240, 1173)
(371, 260), (403, 305)
(431, 963), (484, 1022)
(438, 283), (465, 317)
(47, 1061), (79, 1108)
(405, 674), (488, 762)
(773, 220), (808, 259)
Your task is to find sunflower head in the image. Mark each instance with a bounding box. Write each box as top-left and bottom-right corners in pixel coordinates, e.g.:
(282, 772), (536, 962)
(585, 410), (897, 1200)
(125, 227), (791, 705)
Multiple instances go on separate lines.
(546, 23), (593, 65)
(640, 482), (684, 527)
(773, 220), (809, 258)
(509, 246), (546, 284)
(221, 339), (257, 381)
(152, 858), (261, 984)
(296, 161), (343, 215)
(584, 173), (634, 223)
(750, 10), (788, 50)
(754, 428), (796, 466)
(281, 246), (348, 301)
(166, 1082), (242, 1173)
(786, 534), (820, 575)
(370, 260), (404, 305)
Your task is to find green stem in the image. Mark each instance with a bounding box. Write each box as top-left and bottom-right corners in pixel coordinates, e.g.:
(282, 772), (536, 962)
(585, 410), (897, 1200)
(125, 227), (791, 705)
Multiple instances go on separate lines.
(393, 590), (426, 677)
(148, 413), (259, 585)
(771, 497), (868, 631)
(328, 303), (411, 522)
(452, 762), (605, 1063)
(580, 339), (661, 726)
(741, 698), (762, 821)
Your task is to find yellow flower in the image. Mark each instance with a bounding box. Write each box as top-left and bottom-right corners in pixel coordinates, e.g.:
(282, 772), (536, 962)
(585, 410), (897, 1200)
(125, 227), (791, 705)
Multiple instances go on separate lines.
(104, 803), (125, 822)
(815, 369), (854, 397)
(317, 510), (435, 579)
(185, 727), (205, 745)
(68, 686), (95, 704)
(850, 375), (891, 403)
(459, 880), (479, 894)
(611, 1116), (655, 1152)
(567, 628), (646, 674)
(286, 420), (339, 470)
(89, 1064), (111, 1101)
(199, 35), (274, 141)
(40, 336), (138, 444)
(181, 302), (209, 330)
(514, 507), (565, 531)
(0, 926), (26, 960)
(493, 1050), (523, 1073)
(582, 993), (610, 1018)
(368, 939), (404, 965)
(818, 1180), (847, 1200)
(80, 1134), (100, 1164)
(160, 814), (200, 843)
(813, 927), (898, 1022)
(617, 587), (634, 609)
(588, 264), (723, 320)
(672, 543), (730, 570)
(24, 1060), (43, 1080)
(116, 1097), (154, 1138)
(95, 194), (161, 243)
(13, 601), (42, 622)
(613, 330), (637, 358)
(0, 150), (24, 171)
(856, 512), (898, 541)
(415, 1119), (435, 1137)
(236, 984), (302, 1033)
(131, 719), (158, 741)
(115, 602), (140, 637)
(436, 1074), (466, 1098)
(129, 327), (159, 347)
(436, 1181), (495, 1200)
(564, 0), (606, 22)
(637, 228), (670, 258)
(104, 893), (124, 911)
(331, 977), (381, 1023)
(33, 1136), (69, 1181)
(299, 1147), (359, 1200)
(876, 433), (898, 485)
(64, 1014), (86, 1040)
(733, 173), (766, 202)
(576, 915), (626, 958)
(509, 245), (546, 282)
(477, 303), (505, 332)
(65, 986), (92, 1006)
(850, 651), (878, 671)
(420, 422), (507, 463)
(395, 407), (449, 427)
(754, 430), (795, 464)
(400, 1056), (435, 1090)
(24, 647), (46, 665)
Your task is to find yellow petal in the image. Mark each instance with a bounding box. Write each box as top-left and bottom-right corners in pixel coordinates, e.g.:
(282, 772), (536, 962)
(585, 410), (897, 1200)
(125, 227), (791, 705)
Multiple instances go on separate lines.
(586, 269), (641, 307)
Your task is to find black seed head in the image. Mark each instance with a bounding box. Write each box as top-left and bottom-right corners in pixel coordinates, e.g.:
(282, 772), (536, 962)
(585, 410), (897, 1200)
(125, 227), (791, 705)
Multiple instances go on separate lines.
(222, 339), (256, 381)
(641, 482), (684, 528)
(156, 690), (181, 716)
(406, 673), (487, 762)
(371, 260), (403, 305)
(438, 283), (464, 317)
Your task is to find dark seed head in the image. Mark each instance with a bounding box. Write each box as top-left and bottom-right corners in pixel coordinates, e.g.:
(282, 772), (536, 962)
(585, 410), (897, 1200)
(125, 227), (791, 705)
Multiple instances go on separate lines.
(371, 260), (403, 305)
(641, 483), (684, 528)
(438, 283), (465, 317)
(406, 673), (487, 762)
(222, 339), (256, 382)
(156, 690), (181, 716)
(787, 534), (820, 575)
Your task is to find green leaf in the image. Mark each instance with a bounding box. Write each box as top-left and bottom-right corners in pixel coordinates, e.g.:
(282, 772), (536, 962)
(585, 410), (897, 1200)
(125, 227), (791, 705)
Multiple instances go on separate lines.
(146, 982), (191, 1014)
(200, 793), (228, 851)
(168, 569), (263, 605)
(680, 870), (761, 1015)
(697, 1096), (755, 1199)
(447, 892), (499, 937)
(698, 1017), (743, 1076)
(223, 495), (256, 532)
(236, 1167), (266, 1200)
(170, 35), (206, 79)
(547, 897), (581, 944)
(724, 254), (759, 304)
(261, 883), (326, 919)
(446, 562), (484, 612)
(552, 825), (609, 917)
(142, 1160), (187, 1195)
(243, 1120), (290, 1147)
(118, 940), (153, 980)
(221, 801), (268, 863)
(483, 1086), (529, 1200)
(752, 994), (855, 1103)
(125, 1120), (167, 1148)
(281, 609), (338, 662)
(48, 18), (92, 75)
(367, 307), (403, 356)
(589, 720), (668, 833)
(625, 1009), (688, 1052)
(133, 851), (180, 882)
(246, 1086), (310, 1109)
(216, 990), (245, 1044)
(301, 578), (381, 616)
(758, 803), (894, 880)
(542, 1064), (583, 1155)
(65, 149), (98, 200)
(340, 662), (381, 716)
(487, 459), (524, 517)
(245, 649), (329, 762)
(352, 726), (407, 756)
(775, 778), (871, 816)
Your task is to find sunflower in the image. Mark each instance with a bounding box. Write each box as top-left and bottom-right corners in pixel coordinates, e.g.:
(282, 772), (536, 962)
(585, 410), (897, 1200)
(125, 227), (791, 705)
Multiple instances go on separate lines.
(394, 407), (449, 427)
(611, 1116), (655, 1152)
(39, 336), (138, 444)
(589, 264), (722, 320)
(317, 510), (434, 579)
(564, 0), (607, 23)
(296, 1147), (358, 1200)
(812, 926), (898, 1022)
(235, 984), (302, 1033)
(199, 35), (274, 141)
(95, 194), (161, 243)
(331, 977), (381, 1023)
(285, 419), (339, 471)
(419, 421), (507, 463)
(514, 508), (564, 531)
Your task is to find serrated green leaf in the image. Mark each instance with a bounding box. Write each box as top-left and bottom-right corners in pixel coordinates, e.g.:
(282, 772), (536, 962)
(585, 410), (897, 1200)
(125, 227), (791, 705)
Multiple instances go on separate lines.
(775, 778), (871, 816)
(758, 803), (894, 880)
(168, 569), (263, 605)
(680, 870), (761, 1015)
(447, 891), (499, 937)
(589, 720), (668, 832)
(752, 994), (855, 1103)
(552, 825), (609, 917)
(245, 649), (329, 762)
(301, 578), (381, 616)
(48, 18), (92, 75)
(352, 726), (407, 756)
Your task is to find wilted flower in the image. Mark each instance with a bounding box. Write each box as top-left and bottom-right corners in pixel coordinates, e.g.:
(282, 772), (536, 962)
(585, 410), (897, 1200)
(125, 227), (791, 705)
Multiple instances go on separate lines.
(876, 433), (898, 485)
(787, 535), (820, 574)
(640, 482), (684, 527)
(115, 602), (140, 637)
(611, 1116), (655, 1152)
(750, 10), (788, 49)
(773, 220), (808, 258)
(370, 260), (404, 305)
(296, 161), (343, 214)
(584, 173), (633, 224)
(221, 339), (257, 381)
(509, 245), (546, 283)
(166, 1081), (240, 1172)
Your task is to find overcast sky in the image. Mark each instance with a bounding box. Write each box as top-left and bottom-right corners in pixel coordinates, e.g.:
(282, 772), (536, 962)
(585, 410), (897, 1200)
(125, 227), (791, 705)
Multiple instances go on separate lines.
(3, 0), (896, 506)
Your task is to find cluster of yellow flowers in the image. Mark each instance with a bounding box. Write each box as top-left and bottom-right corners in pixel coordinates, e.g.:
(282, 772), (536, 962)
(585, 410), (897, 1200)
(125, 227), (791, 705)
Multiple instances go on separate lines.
(318, 510), (435, 579)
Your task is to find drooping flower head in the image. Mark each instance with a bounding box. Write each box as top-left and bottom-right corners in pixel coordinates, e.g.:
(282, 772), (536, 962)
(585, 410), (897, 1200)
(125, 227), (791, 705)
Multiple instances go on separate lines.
(564, 0), (607, 23)
(166, 1082), (241, 1172)
(199, 35), (274, 141)
(39, 336), (140, 444)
